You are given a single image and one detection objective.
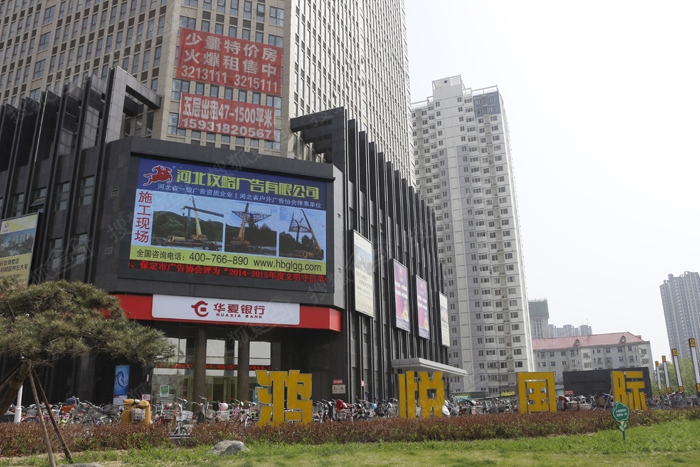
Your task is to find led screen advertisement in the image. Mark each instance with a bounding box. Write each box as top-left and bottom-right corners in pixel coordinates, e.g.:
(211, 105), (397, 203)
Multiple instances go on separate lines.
(126, 158), (327, 286)
(416, 275), (430, 339)
(394, 260), (410, 331)
(0, 213), (39, 285)
(176, 28), (283, 96)
(439, 293), (449, 347)
(353, 232), (375, 318)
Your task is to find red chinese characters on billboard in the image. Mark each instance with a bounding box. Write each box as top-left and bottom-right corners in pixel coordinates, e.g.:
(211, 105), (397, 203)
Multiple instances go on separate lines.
(177, 28), (283, 96)
(178, 92), (275, 140)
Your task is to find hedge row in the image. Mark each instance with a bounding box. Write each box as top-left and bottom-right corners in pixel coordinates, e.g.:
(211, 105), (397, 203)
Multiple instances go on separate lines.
(1, 408), (697, 458)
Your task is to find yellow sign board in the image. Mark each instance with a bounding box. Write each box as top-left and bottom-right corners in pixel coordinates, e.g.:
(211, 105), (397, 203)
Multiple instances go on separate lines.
(611, 370), (647, 410)
(517, 372), (556, 414)
(255, 370), (312, 426)
(397, 371), (445, 418)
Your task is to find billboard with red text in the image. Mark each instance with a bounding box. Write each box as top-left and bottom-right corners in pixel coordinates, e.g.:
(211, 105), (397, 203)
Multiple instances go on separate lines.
(177, 28), (283, 96)
(178, 93), (275, 140)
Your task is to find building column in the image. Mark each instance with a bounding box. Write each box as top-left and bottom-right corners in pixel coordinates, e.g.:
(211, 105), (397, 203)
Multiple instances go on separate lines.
(236, 329), (250, 401)
(193, 327), (207, 414)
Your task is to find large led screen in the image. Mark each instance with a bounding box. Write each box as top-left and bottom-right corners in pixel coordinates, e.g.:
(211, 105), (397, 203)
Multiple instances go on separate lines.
(416, 275), (430, 339)
(127, 158), (327, 285)
(394, 260), (410, 331)
(353, 232), (375, 318)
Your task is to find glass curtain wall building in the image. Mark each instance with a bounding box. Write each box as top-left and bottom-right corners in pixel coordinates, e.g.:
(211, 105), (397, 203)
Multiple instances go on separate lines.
(0, 0), (413, 183)
(660, 272), (700, 360)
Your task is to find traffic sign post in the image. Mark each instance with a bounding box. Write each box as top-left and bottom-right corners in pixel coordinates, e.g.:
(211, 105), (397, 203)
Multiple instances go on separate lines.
(612, 402), (630, 441)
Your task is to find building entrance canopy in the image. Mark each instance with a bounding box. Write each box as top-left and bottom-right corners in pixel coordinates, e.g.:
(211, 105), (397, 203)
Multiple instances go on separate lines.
(391, 358), (467, 376)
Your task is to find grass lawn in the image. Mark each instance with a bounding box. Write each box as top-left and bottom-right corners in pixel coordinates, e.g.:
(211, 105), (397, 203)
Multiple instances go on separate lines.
(2, 419), (699, 467)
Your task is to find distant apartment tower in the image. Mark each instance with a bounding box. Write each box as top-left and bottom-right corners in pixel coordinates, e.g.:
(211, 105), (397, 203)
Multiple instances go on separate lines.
(660, 272), (700, 359)
(548, 323), (593, 338)
(412, 76), (534, 396)
(0, 0), (414, 183)
(528, 299), (550, 339)
(533, 332), (653, 389)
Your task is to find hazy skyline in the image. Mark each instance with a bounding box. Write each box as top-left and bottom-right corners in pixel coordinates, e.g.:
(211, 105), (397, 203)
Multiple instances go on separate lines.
(405, 0), (700, 362)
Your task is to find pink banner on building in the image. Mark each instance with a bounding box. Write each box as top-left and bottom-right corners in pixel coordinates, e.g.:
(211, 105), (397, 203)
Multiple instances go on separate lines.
(177, 28), (283, 96)
(178, 92), (275, 140)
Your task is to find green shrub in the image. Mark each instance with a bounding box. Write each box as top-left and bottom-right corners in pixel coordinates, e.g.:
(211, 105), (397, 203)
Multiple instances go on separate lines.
(1, 407), (698, 457)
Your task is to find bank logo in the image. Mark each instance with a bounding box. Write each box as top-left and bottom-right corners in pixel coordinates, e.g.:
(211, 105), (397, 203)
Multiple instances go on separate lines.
(143, 165), (173, 186)
(191, 300), (209, 317)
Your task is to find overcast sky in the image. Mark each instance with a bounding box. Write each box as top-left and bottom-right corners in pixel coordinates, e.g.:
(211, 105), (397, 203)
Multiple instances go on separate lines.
(405, 0), (700, 361)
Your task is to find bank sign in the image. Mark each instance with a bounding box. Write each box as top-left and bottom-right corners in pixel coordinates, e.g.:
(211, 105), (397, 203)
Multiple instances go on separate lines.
(152, 294), (299, 326)
(126, 158), (327, 286)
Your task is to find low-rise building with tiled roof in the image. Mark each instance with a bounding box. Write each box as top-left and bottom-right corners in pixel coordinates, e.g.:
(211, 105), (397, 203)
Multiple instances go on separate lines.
(532, 332), (653, 390)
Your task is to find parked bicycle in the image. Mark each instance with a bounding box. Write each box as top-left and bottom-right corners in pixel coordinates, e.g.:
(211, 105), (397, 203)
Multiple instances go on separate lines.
(168, 397), (194, 440)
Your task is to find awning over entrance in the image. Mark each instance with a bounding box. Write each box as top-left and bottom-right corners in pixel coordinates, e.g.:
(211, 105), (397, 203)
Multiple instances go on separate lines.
(391, 358), (468, 376)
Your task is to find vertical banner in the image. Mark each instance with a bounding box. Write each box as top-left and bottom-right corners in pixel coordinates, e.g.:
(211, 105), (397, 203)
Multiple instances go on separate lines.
(439, 293), (449, 347)
(113, 365), (130, 405)
(662, 356), (671, 394)
(353, 232), (375, 318)
(671, 348), (684, 393)
(655, 361), (663, 395)
(393, 260), (410, 331)
(0, 213), (39, 285)
(689, 338), (700, 396)
(415, 276), (429, 339)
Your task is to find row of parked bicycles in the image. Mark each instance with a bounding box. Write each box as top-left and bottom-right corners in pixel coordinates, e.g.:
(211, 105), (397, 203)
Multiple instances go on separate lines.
(1, 398), (122, 425)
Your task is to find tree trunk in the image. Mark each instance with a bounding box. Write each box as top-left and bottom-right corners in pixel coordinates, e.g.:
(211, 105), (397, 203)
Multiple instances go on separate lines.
(0, 360), (30, 416)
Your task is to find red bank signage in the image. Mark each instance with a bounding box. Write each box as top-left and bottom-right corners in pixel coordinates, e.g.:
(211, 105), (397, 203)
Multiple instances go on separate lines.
(178, 92), (275, 140)
(152, 294), (300, 326)
(176, 28), (283, 96)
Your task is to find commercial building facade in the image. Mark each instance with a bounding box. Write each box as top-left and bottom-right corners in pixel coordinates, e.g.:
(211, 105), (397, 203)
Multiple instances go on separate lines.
(0, 0), (429, 405)
(0, 66), (456, 405)
(660, 272), (700, 360)
(0, 0), (413, 183)
(412, 76), (534, 396)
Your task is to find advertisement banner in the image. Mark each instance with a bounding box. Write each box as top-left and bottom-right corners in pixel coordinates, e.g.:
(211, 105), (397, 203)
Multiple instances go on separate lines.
(113, 365), (130, 405)
(178, 92), (275, 140)
(152, 294), (299, 325)
(393, 260), (410, 331)
(353, 232), (374, 318)
(439, 293), (449, 347)
(416, 276), (430, 339)
(176, 28), (283, 96)
(127, 158), (327, 284)
(0, 214), (39, 285)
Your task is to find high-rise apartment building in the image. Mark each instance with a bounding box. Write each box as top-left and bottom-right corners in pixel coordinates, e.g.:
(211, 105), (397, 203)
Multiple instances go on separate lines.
(528, 299), (550, 339)
(660, 272), (700, 359)
(0, 0), (413, 183)
(412, 76), (534, 396)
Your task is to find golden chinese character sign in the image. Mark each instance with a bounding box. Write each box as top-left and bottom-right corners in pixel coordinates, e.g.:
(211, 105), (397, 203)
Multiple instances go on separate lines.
(256, 370), (312, 426)
(397, 371), (445, 418)
(611, 371), (647, 410)
(517, 372), (556, 414)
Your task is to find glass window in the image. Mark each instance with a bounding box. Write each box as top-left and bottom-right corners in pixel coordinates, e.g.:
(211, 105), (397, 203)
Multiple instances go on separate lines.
(79, 177), (95, 206)
(55, 183), (71, 211)
(71, 234), (89, 265)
